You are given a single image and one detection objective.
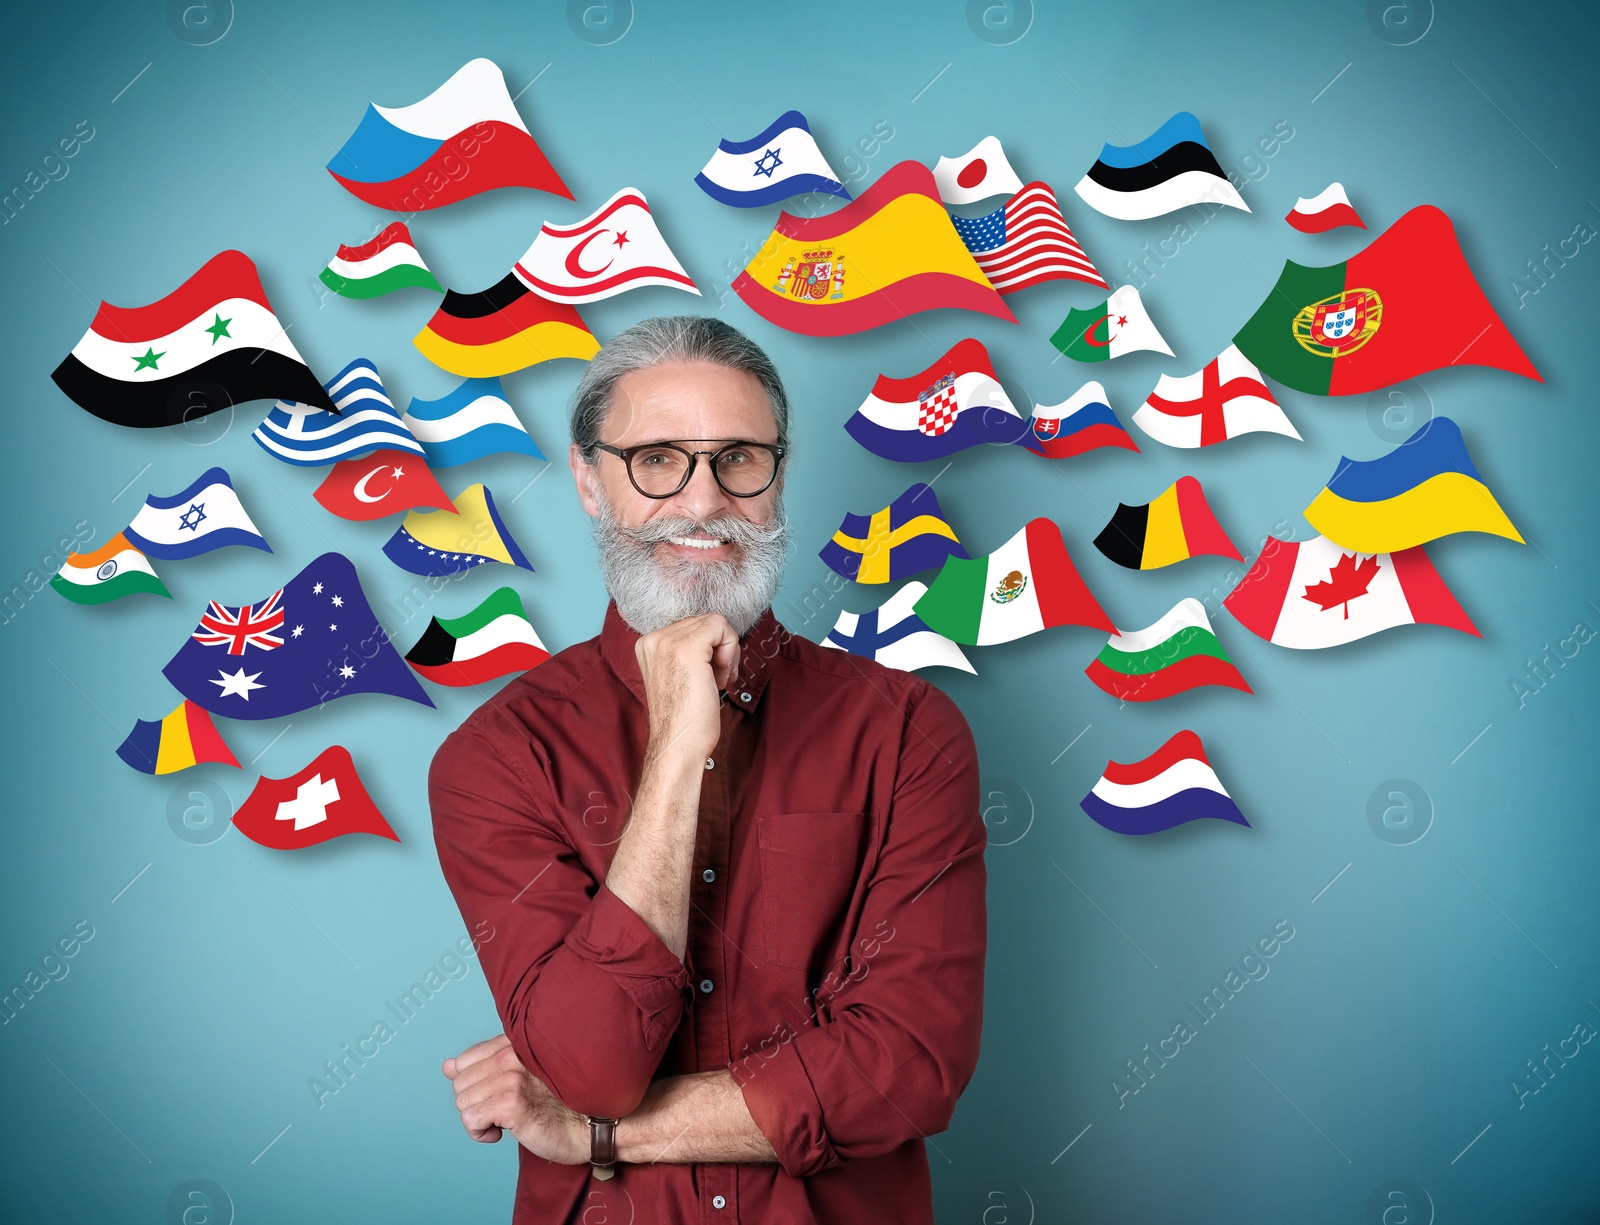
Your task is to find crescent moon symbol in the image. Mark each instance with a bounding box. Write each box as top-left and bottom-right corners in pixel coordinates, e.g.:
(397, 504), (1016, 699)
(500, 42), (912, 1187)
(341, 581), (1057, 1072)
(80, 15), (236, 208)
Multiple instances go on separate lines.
(1081, 313), (1114, 347)
(353, 465), (394, 504)
(564, 230), (617, 280)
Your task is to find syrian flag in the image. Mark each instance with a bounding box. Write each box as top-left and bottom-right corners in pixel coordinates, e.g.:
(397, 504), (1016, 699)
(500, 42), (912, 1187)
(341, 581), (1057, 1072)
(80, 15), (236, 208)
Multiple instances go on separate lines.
(252, 359), (426, 467)
(913, 518), (1115, 645)
(314, 450), (456, 522)
(1074, 111), (1250, 221)
(51, 533), (169, 604)
(405, 586), (551, 686)
(695, 110), (850, 207)
(1223, 534), (1479, 649)
(932, 136), (1024, 204)
(1286, 183), (1366, 233)
(1080, 730), (1250, 835)
(512, 187), (698, 303)
(232, 745), (400, 850)
(1132, 344), (1301, 448)
(124, 468), (271, 559)
(821, 581), (976, 674)
(51, 250), (335, 428)
(1085, 598), (1251, 702)
(319, 222), (442, 298)
(1050, 285), (1173, 362)
(1028, 382), (1140, 459)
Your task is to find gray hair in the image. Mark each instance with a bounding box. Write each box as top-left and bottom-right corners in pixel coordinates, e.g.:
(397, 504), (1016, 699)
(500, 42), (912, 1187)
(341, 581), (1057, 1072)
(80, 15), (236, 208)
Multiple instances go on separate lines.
(569, 315), (790, 461)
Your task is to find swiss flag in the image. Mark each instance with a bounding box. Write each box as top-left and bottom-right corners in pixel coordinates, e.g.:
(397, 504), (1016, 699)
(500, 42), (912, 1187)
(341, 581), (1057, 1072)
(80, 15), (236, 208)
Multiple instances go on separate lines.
(233, 745), (400, 850)
(314, 449), (456, 521)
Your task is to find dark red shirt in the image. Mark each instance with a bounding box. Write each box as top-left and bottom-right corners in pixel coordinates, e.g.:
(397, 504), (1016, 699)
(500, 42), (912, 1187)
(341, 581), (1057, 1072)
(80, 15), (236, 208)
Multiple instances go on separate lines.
(429, 599), (986, 1224)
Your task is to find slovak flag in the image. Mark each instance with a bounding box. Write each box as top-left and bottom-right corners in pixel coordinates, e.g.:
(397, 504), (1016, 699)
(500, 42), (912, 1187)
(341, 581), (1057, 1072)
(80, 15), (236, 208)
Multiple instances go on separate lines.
(512, 188), (699, 303)
(1027, 382), (1140, 459)
(232, 745), (400, 850)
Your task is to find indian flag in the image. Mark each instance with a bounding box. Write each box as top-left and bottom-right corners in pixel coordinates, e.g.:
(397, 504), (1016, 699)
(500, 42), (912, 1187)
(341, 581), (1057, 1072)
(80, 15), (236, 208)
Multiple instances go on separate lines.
(320, 222), (443, 299)
(912, 518), (1115, 645)
(50, 534), (169, 604)
(404, 586), (550, 685)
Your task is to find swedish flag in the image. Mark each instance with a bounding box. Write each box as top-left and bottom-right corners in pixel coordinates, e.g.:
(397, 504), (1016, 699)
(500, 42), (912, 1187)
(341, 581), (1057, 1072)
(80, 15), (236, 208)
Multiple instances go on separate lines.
(819, 483), (967, 585)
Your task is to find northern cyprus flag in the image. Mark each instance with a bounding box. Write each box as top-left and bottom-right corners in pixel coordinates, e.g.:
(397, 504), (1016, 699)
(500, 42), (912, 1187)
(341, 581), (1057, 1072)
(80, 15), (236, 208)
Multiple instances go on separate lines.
(913, 518), (1115, 645)
(1050, 284), (1173, 362)
(512, 187), (698, 303)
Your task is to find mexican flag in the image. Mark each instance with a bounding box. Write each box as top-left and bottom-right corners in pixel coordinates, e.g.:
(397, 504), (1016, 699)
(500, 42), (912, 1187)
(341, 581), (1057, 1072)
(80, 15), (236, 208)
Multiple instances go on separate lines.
(1233, 205), (1541, 395)
(912, 518), (1115, 645)
(1050, 284), (1173, 362)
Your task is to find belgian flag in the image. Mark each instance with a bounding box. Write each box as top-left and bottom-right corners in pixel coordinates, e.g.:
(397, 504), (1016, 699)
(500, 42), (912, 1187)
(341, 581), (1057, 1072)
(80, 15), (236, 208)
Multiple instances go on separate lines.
(1094, 476), (1240, 570)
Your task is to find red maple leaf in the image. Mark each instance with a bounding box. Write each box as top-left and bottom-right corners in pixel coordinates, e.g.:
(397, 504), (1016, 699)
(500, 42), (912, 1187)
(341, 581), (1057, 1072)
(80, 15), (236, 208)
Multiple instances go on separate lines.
(1301, 552), (1381, 619)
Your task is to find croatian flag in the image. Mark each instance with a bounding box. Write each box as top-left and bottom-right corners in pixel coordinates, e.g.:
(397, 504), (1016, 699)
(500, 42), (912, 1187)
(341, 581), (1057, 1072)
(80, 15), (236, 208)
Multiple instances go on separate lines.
(694, 110), (850, 207)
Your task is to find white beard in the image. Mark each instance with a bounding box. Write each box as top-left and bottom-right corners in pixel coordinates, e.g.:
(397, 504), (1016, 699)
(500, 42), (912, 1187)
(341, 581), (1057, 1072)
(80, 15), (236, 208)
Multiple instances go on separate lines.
(591, 480), (791, 637)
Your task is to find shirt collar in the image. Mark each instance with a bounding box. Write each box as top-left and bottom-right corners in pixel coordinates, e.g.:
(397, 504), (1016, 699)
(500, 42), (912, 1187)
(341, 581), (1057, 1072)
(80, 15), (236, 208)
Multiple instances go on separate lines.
(599, 599), (786, 716)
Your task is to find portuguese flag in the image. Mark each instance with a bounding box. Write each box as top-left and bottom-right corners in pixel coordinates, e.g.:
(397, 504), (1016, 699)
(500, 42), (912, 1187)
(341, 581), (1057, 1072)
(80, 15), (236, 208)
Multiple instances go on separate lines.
(1085, 598), (1251, 702)
(1233, 205), (1541, 395)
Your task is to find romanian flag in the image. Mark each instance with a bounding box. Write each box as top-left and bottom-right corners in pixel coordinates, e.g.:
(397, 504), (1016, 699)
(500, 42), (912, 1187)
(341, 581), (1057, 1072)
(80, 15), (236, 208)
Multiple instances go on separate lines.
(1303, 417), (1522, 553)
(116, 700), (239, 775)
(732, 160), (1015, 336)
(819, 483), (966, 584)
(1094, 476), (1240, 570)
(1234, 205), (1541, 395)
(414, 274), (599, 377)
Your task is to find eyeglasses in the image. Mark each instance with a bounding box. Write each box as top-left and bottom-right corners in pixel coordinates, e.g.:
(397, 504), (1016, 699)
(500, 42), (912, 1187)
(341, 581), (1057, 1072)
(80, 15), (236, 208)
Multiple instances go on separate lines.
(593, 438), (787, 499)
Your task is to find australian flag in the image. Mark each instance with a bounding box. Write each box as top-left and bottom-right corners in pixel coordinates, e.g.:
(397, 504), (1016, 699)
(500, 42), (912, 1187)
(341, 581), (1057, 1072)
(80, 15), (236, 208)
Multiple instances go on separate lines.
(162, 552), (433, 720)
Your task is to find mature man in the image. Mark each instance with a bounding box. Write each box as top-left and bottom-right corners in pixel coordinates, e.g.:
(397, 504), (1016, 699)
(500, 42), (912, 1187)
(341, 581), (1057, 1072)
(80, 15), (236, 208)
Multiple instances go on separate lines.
(429, 316), (986, 1223)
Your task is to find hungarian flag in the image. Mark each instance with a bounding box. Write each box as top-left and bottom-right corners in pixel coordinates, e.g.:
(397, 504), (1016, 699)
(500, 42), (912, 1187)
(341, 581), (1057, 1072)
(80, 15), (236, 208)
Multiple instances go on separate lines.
(51, 250), (335, 427)
(912, 517), (1114, 645)
(51, 534), (169, 604)
(406, 586), (550, 686)
(414, 275), (599, 377)
(1233, 205), (1541, 395)
(233, 745), (400, 850)
(314, 449), (456, 521)
(1223, 534), (1479, 649)
(1085, 598), (1252, 702)
(1093, 476), (1239, 570)
(1050, 285), (1172, 362)
(512, 187), (699, 303)
(319, 223), (442, 298)
(116, 700), (239, 775)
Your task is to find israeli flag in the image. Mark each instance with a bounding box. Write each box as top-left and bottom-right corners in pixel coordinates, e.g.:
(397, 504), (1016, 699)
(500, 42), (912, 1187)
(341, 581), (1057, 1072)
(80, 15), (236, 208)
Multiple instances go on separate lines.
(694, 110), (851, 208)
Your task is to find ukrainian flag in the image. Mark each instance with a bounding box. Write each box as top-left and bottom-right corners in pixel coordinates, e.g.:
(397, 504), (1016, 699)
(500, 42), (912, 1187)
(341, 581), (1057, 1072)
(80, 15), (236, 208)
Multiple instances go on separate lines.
(1304, 417), (1522, 553)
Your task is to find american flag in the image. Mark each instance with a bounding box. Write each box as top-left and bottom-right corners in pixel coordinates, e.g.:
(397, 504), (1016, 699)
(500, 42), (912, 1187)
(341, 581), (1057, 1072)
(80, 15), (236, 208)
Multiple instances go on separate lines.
(951, 182), (1107, 294)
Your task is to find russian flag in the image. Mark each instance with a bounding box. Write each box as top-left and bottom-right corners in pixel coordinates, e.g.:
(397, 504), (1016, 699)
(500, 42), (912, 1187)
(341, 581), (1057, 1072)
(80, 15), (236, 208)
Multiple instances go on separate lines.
(1079, 731), (1250, 835)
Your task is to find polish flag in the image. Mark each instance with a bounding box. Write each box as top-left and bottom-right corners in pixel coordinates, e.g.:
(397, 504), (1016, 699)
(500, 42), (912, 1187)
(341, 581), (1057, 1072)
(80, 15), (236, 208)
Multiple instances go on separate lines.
(1286, 183), (1366, 233)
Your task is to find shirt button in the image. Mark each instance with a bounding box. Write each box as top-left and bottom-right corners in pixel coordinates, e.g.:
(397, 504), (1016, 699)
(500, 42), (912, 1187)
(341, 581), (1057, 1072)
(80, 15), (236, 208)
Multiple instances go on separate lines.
(705, 757), (714, 770)
(712, 1194), (727, 1209)
(702, 868), (716, 883)
(699, 978), (714, 993)
(739, 691), (752, 703)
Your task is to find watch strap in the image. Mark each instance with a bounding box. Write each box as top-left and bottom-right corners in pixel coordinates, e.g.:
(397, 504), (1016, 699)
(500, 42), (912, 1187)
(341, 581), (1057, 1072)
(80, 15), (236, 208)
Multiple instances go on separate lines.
(588, 1116), (618, 1179)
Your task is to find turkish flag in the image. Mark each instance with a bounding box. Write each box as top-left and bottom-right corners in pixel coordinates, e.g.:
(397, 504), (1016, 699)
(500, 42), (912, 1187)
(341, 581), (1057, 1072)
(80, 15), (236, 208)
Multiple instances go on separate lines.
(232, 745), (400, 850)
(314, 449), (456, 521)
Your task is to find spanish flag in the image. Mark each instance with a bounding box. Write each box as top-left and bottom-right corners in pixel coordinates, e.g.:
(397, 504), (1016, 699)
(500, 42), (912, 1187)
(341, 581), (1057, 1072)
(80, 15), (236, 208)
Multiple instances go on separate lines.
(116, 700), (239, 775)
(733, 161), (1015, 336)
(414, 274), (599, 377)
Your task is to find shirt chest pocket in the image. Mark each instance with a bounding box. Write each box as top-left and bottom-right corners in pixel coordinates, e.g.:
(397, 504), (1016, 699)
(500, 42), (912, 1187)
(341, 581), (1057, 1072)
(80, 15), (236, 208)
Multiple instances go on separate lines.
(757, 811), (872, 971)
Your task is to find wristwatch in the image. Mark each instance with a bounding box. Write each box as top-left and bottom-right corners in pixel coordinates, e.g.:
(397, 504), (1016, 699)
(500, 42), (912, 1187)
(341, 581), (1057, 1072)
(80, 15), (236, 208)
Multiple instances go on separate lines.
(588, 1116), (619, 1180)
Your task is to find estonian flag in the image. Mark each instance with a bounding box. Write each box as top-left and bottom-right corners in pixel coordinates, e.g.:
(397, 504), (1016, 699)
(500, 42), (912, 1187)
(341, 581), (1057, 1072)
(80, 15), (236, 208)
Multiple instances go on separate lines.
(1074, 111), (1249, 221)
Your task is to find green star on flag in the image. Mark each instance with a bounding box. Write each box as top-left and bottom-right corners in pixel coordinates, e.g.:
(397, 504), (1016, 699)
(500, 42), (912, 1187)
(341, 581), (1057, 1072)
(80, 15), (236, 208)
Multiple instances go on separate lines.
(132, 347), (164, 371)
(204, 313), (232, 344)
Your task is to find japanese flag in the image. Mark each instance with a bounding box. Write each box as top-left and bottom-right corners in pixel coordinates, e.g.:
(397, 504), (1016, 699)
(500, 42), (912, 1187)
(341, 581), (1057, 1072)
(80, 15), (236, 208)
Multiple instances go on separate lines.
(932, 136), (1025, 205)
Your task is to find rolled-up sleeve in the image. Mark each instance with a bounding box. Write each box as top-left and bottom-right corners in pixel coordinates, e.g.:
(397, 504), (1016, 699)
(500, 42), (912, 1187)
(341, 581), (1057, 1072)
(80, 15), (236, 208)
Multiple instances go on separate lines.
(430, 717), (690, 1119)
(734, 683), (987, 1178)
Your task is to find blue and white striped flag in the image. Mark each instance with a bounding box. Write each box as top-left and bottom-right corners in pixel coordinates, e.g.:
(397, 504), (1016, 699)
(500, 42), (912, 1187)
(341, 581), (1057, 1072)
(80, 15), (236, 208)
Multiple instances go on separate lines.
(694, 110), (851, 208)
(252, 359), (425, 467)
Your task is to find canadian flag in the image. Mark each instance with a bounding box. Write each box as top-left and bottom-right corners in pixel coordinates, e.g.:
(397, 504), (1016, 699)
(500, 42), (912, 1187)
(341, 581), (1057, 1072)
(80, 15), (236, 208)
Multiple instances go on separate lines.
(232, 745), (400, 849)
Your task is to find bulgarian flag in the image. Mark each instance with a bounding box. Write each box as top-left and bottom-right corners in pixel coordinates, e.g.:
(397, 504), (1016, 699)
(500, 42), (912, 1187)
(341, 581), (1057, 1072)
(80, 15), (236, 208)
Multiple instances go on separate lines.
(51, 534), (169, 604)
(912, 518), (1115, 646)
(1233, 205), (1541, 395)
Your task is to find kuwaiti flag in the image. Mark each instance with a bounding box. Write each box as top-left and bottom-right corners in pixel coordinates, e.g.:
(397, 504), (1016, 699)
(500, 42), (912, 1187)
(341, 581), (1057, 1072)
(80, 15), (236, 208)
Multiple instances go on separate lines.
(951, 181), (1108, 294)
(414, 275), (599, 377)
(912, 518), (1115, 645)
(1233, 206), (1541, 395)
(1080, 730), (1250, 836)
(733, 160), (1015, 336)
(1073, 111), (1250, 221)
(1085, 598), (1251, 702)
(1028, 382), (1140, 459)
(695, 110), (850, 207)
(326, 58), (570, 211)
(319, 222), (442, 299)
(233, 746), (400, 851)
(402, 378), (544, 467)
(124, 468), (270, 560)
(1132, 344), (1301, 448)
(843, 339), (1035, 462)
(821, 581), (976, 674)
(1303, 417), (1522, 554)
(51, 250), (335, 427)
(1050, 285), (1173, 361)
(405, 586), (551, 686)
(51, 534), (169, 604)
(932, 136), (1024, 205)
(314, 450), (456, 522)
(1286, 183), (1366, 233)
(1223, 534), (1479, 649)
(383, 484), (534, 577)
(163, 553), (433, 720)
(819, 483), (966, 585)
(512, 187), (698, 303)
(116, 700), (239, 775)
(253, 359), (425, 467)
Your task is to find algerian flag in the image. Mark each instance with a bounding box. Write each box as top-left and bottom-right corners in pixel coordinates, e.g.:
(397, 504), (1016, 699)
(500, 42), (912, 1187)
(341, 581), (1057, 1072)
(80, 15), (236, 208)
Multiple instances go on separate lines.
(912, 518), (1115, 645)
(51, 533), (170, 604)
(1050, 284), (1173, 362)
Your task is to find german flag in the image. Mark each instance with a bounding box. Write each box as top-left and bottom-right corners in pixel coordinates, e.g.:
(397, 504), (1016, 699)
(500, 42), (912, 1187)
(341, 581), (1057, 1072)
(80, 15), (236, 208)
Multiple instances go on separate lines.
(413, 274), (599, 377)
(1094, 476), (1240, 570)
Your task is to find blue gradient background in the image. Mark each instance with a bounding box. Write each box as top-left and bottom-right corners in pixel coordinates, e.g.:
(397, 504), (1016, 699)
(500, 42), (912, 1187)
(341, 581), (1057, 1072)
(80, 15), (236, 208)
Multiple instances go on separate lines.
(2, 2), (1596, 1221)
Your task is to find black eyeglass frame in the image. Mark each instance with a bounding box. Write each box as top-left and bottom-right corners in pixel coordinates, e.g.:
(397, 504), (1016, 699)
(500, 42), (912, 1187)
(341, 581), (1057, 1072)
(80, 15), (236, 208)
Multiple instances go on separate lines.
(592, 438), (788, 499)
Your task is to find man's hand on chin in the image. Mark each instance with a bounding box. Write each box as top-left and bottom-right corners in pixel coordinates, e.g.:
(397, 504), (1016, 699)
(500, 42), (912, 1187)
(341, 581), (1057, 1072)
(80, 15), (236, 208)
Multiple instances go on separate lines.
(442, 1034), (590, 1165)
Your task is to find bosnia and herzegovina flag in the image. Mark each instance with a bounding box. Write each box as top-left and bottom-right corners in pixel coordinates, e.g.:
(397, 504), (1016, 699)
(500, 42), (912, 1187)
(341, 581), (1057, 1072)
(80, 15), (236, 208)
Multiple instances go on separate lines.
(1234, 205), (1541, 395)
(819, 483), (967, 584)
(326, 58), (571, 211)
(1085, 598), (1252, 702)
(405, 587), (550, 686)
(51, 250), (335, 427)
(1094, 476), (1240, 570)
(382, 484), (534, 576)
(1303, 417), (1522, 553)
(413, 274), (599, 377)
(732, 160), (1015, 336)
(116, 700), (239, 775)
